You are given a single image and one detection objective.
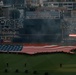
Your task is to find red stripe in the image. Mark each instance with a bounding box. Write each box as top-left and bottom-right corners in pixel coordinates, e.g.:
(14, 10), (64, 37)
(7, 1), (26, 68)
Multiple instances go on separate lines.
(21, 46), (76, 54)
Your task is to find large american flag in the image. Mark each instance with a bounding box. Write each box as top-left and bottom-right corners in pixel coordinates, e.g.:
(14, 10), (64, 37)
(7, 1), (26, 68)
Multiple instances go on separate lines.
(21, 45), (76, 54)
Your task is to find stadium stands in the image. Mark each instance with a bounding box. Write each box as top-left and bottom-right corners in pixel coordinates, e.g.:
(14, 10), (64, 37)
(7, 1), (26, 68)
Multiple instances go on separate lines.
(0, 44), (23, 52)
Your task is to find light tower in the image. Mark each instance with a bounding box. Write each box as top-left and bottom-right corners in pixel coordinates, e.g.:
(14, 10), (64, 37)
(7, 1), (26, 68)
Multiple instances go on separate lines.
(0, 0), (3, 6)
(39, 0), (43, 6)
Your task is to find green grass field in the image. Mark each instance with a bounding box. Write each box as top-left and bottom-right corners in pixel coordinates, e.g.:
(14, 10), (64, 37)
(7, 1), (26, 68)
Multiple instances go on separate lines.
(0, 53), (76, 75)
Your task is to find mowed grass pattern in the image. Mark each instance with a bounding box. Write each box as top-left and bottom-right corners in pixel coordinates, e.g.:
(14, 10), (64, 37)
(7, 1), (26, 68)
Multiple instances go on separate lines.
(0, 53), (76, 75)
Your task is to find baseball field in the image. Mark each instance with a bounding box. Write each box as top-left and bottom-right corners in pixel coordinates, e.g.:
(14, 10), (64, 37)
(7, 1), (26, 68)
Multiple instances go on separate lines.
(0, 53), (76, 75)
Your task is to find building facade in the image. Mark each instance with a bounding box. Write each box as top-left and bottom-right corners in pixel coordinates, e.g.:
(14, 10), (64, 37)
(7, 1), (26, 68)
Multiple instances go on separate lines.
(43, 0), (76, 10)
(0, 4), (23, 42)
(0, 0), (76, 43)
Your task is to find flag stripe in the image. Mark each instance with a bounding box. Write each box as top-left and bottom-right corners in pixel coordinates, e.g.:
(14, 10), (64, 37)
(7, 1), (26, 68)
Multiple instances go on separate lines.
(21, 45), (76, 54)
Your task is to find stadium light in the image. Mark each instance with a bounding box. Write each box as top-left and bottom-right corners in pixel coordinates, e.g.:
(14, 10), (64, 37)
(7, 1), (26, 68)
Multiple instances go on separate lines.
(69, 34), (76, 37)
